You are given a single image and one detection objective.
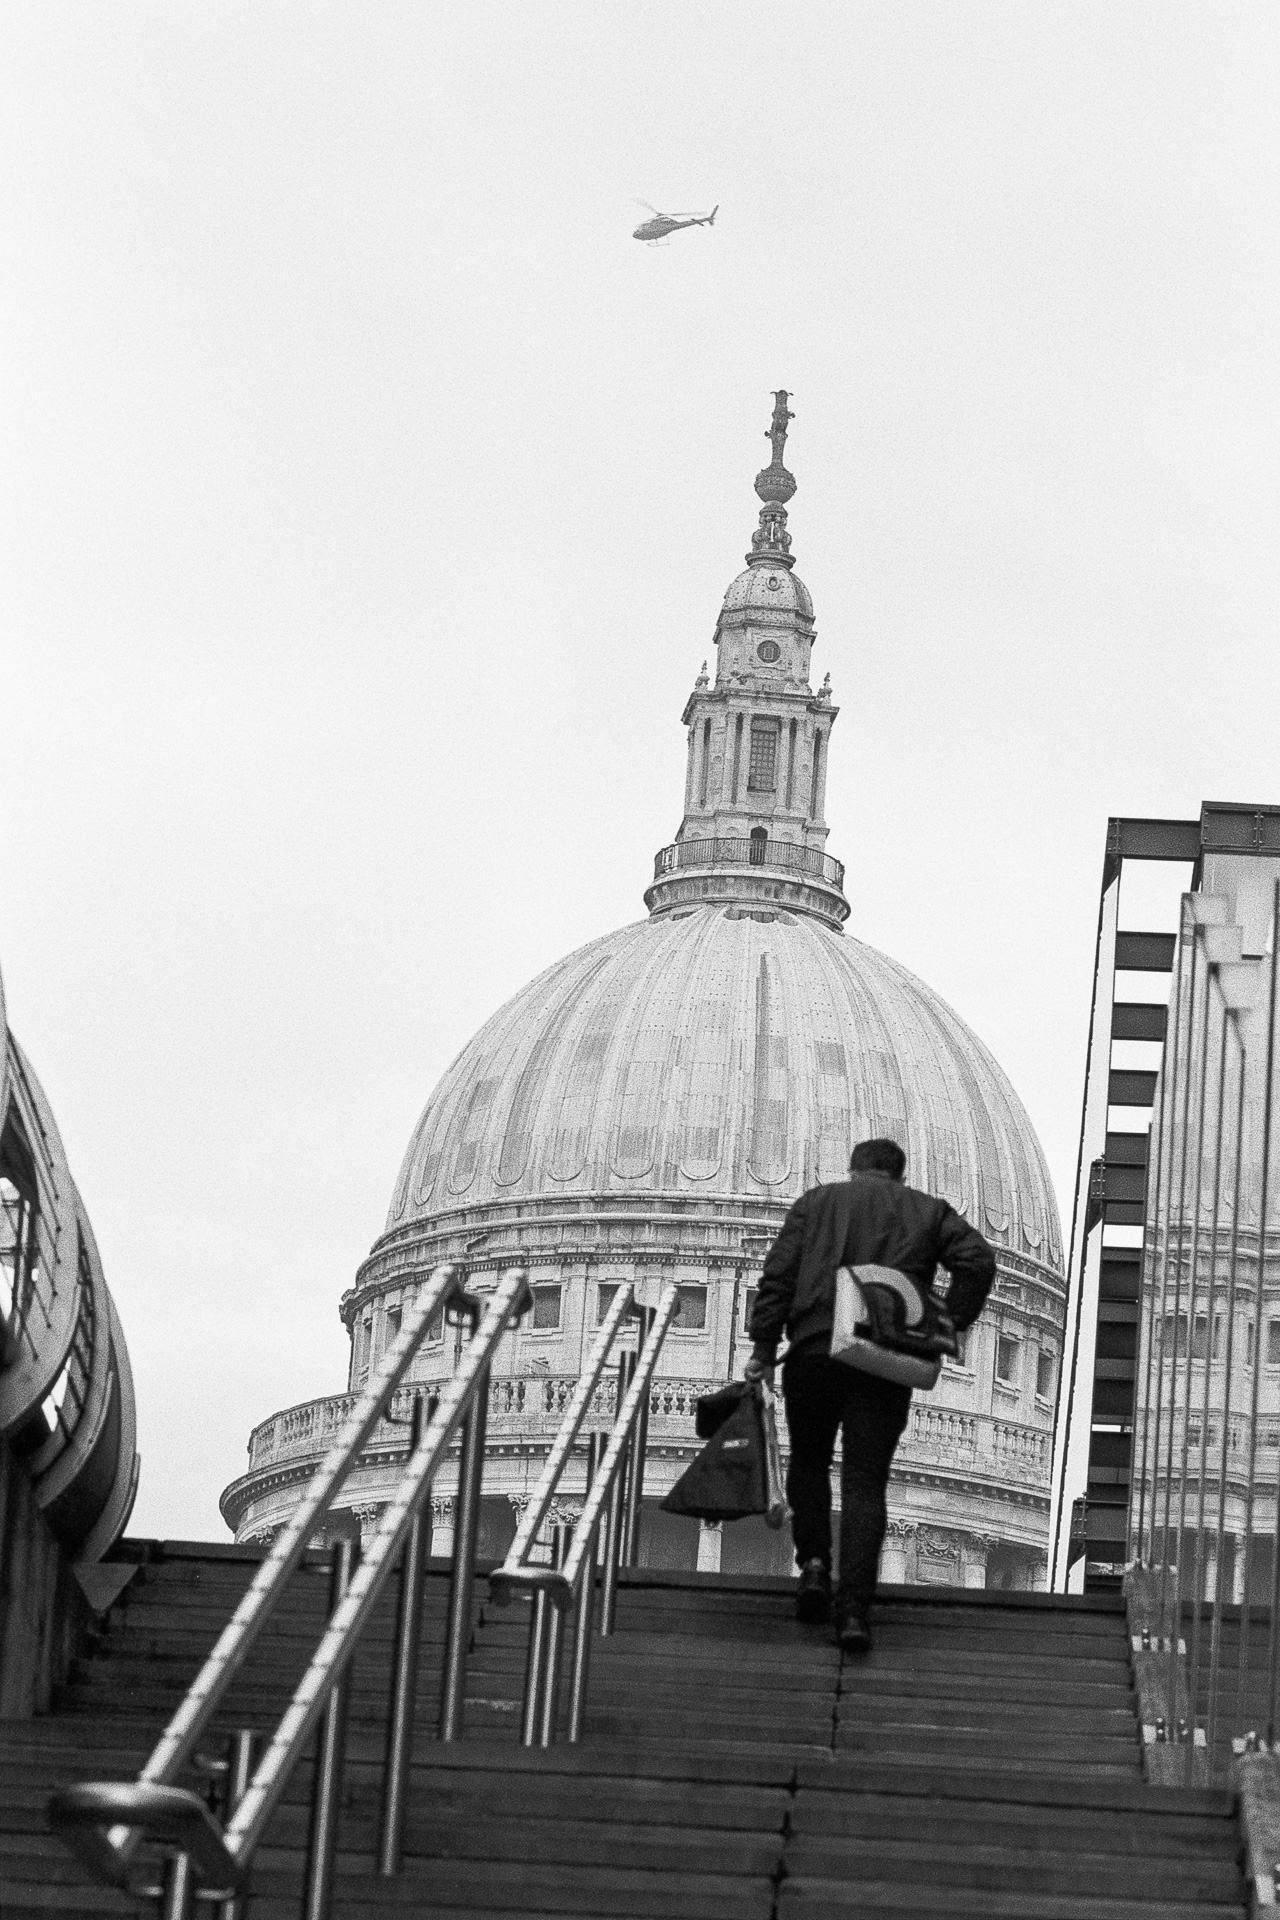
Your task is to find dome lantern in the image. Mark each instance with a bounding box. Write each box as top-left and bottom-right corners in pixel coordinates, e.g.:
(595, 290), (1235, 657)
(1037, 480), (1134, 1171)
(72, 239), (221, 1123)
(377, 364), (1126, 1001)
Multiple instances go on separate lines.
(646, 390), (850, 929)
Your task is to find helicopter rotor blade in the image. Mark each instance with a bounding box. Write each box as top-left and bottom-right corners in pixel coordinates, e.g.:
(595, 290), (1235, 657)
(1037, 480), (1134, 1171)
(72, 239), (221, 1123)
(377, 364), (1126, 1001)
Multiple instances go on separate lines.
(633, 199), (663, 215)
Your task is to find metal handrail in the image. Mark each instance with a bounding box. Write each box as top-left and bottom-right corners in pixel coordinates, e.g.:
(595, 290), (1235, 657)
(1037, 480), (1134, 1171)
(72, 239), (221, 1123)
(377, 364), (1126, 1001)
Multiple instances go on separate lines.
(489, 1282), (641, 1748)
(489, 1284), (679, 1746)
(50, 1261), (532, 1914)
(499, 1280), (640, 1573)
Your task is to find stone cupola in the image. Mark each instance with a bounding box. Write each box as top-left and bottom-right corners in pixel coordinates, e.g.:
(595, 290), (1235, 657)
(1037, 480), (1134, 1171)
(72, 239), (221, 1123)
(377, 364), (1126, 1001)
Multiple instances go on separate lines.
(644, 392), (849, 928)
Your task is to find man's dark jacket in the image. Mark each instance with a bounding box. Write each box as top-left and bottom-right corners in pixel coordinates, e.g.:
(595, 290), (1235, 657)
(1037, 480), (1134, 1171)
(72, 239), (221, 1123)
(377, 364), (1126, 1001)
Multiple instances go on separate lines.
(748, 1170), (997, 1364)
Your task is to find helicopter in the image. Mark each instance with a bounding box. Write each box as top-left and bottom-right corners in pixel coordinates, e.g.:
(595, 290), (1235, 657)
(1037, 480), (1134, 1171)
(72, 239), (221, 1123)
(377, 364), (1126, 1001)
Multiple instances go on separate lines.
(632, 201), (718, 245)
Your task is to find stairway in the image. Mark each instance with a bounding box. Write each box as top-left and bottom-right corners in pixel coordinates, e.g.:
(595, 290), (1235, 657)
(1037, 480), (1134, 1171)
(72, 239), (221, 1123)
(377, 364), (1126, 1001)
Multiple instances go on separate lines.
(0, 1541), (1249, 1918)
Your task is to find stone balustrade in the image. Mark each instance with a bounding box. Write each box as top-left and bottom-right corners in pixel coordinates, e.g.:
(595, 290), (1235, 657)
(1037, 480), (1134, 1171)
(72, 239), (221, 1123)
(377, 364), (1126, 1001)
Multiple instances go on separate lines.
(246, 1374), (1050, 1491)
(906, 1403), (1049, 1485)
(250, 1386), (420, 1470)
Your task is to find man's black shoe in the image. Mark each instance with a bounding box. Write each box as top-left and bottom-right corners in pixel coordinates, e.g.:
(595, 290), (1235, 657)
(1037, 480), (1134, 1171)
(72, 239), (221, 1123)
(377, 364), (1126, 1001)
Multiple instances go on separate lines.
(795, 1559), (832, 1624)
(837, 1606), (872, 1656)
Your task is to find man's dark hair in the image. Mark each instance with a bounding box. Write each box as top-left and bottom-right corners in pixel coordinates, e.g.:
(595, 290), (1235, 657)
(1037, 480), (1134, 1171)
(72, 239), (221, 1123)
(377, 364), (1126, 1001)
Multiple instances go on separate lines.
(850, 1138), (906, 1180)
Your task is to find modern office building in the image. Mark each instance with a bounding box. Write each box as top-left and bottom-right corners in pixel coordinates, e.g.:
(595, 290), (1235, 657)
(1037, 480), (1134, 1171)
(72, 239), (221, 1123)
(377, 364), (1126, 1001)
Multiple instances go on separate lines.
(1050, 802), (1280, 1591)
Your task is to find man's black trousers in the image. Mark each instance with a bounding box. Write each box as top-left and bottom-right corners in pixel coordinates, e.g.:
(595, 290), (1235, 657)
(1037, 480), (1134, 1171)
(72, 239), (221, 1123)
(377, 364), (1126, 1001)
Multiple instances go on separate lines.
(781, 1352), (912, 1609)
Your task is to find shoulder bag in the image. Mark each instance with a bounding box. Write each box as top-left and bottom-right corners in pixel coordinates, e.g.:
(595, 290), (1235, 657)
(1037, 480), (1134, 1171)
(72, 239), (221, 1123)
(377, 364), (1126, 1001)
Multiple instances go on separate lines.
(830, 1264), (958, 1390)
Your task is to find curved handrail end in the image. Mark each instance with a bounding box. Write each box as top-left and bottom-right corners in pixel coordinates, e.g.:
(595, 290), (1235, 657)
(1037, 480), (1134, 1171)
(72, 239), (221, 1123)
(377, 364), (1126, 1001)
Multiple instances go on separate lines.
(48, 1782), (242, 1896)
(488, 1565), (574, 1608)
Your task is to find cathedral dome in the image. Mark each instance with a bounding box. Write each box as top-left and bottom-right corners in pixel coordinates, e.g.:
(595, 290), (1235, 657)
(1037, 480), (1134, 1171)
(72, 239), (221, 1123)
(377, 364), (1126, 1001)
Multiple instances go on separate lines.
(225, 392), (1064, 1592)
(386, 906), (1060, 1270)
(720, 565), (814, 621)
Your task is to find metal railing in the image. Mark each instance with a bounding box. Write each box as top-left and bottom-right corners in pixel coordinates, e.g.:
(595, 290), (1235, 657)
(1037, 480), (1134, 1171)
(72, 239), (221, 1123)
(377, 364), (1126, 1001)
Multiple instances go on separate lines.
(652, 836), (845, 890)
(1126, 882), (1280, 1780)
(489, 1283), (680, 1745)
(49, 1262), (532, 1917)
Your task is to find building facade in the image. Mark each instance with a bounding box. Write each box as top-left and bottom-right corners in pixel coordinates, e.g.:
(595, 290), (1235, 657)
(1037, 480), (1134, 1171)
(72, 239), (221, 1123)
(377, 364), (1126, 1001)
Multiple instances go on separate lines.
(223, 397), (1064, 1589)
(1051, 803), (1280, 1595)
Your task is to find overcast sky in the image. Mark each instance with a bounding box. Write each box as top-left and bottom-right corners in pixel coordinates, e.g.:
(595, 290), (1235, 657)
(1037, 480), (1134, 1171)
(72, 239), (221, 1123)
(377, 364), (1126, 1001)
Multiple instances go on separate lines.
(3, 3), (1279, 1538)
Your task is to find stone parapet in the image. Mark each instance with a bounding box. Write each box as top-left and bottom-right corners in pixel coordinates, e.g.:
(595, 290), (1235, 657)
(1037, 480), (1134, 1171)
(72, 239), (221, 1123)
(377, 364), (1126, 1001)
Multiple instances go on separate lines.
(226, 1369), (1053, 1549)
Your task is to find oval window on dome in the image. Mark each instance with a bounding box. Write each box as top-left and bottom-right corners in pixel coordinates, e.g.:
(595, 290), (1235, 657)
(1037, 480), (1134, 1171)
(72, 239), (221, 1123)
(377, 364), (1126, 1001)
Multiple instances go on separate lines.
(766, 576), (781, 590)
(756, 640), (781, 664)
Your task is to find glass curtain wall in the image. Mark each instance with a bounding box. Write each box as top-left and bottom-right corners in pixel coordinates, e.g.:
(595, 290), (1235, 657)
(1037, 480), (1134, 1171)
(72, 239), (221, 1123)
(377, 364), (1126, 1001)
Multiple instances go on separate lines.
(1130, 882), (1280, 1778)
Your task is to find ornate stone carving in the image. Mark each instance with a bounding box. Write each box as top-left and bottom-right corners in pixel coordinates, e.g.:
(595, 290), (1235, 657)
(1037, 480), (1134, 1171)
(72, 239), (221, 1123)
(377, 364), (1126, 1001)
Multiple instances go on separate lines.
(913, 1525), (963, 1584)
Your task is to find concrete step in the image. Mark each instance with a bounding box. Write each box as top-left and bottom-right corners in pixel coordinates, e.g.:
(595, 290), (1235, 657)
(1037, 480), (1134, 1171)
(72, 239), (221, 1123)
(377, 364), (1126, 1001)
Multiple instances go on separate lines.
(0, 1548), (1248, 1920)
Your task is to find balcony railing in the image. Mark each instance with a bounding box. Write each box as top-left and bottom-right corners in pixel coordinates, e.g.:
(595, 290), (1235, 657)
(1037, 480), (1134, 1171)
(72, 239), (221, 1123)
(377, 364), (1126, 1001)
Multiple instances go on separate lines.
(652, 836), (845, 890)
(245, 1374), (1050, 1492)
(247, 1375), (730, 1474)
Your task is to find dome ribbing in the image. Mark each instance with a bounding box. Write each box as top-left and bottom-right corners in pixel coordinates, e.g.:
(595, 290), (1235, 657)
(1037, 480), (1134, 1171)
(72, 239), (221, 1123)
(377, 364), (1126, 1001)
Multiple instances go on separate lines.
(386, 905), (1060, 1269)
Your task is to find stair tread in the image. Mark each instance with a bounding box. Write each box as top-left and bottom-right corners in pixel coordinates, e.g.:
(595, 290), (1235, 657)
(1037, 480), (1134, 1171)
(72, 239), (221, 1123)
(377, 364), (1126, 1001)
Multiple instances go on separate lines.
(778, 1887), (1244, 1920)
(6, 1546), (1248, 1920)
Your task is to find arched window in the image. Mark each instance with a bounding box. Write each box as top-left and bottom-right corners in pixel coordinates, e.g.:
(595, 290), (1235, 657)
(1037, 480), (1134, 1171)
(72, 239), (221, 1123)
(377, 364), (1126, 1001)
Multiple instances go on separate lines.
(809, 732), (824, 818)
(785, 719), (797, 808)
(699, 718), (711, 807)
(749, 826), (768, 865)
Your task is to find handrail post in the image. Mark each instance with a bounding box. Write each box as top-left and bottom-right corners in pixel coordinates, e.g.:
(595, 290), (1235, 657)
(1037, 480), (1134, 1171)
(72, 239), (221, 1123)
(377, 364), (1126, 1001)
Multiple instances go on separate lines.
(599, 1350), (634, 1636)
(536, 1525), (570, 1748)
(303, 1535), (357, 1920)
(161, 1850), (194, 1920)
(379, 1392), (430, 1876)
(568, 1432), (603, 1743)
(520, 1591), (549, 1748)
(624, 1305), (656, 1566)
(439, 1365), (490, 1741)
(218, 1731), (256, 1920)
(484, 1287), (678, 1737)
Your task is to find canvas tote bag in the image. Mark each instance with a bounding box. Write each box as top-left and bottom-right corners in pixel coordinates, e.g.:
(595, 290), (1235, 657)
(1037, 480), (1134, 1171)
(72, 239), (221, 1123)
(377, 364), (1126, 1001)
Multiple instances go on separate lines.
(661, 1381), (787, 1527)
(830, 1264), (958, 1390)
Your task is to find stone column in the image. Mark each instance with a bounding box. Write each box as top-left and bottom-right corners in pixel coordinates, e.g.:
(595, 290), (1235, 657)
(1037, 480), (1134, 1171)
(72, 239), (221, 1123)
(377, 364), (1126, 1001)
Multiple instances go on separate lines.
(352, 1504), (385, 1547)
(547, 1501), (583, 1563)
(959, 1535), (989, 1590)
(1233, 1540), (1247, 1606)
(432, 1496), (456, 1559)
(697, 1520), (723, 1573)
(879, 1519), (914, 1587)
